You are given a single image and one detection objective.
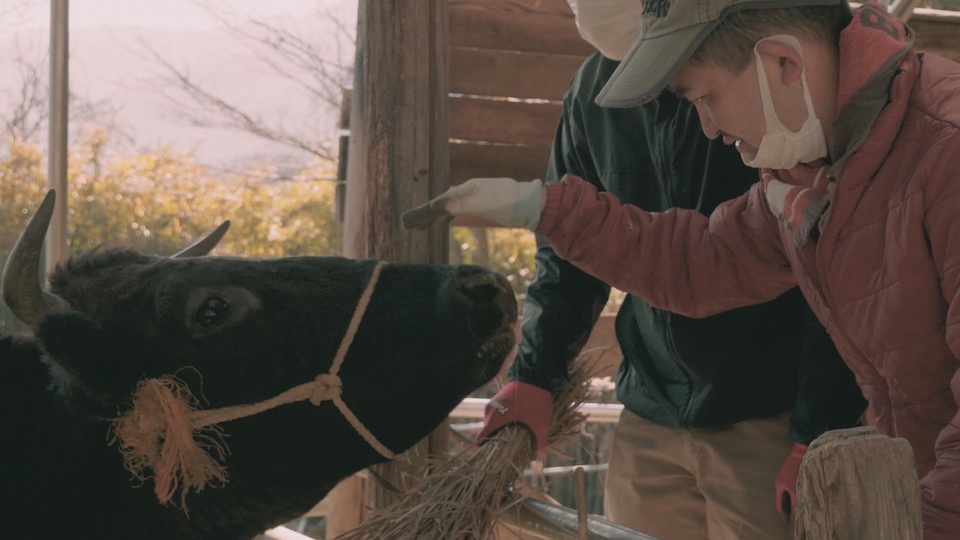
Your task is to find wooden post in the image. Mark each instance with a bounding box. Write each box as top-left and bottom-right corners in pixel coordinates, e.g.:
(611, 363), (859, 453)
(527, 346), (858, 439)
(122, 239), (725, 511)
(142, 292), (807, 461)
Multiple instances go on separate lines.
(46, 0), (69, 277)
(795, 426), (921, 539)
(324, 474), (367, 538)
(344, 0), (449, 264)
(341, 0), (451, 526)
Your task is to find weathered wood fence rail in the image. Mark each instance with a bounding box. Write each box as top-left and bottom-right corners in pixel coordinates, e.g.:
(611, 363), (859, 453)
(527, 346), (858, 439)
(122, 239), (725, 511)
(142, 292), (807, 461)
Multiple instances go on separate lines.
(796, 426), (922, 540)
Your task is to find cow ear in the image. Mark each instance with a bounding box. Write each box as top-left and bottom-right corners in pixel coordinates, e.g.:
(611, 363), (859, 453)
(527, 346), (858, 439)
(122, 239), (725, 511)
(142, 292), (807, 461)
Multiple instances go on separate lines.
(34, 311), (127, 409)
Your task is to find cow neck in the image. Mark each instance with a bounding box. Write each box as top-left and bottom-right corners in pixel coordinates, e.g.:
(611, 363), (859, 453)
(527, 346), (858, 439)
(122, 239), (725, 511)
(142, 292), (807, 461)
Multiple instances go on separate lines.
(111, 260), (394, 509)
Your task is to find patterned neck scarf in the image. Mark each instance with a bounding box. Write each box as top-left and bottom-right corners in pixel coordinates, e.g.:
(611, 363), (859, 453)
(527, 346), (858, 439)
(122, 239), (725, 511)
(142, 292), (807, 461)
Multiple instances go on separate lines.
(762, 3), (913, 246)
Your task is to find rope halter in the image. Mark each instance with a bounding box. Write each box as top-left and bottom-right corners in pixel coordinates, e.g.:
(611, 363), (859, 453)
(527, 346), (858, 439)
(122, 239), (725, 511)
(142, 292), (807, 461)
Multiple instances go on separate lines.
(111, 261), (393, 510)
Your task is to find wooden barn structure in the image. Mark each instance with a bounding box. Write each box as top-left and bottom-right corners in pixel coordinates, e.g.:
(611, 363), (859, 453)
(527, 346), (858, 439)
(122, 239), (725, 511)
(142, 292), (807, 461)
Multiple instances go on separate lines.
(335, 0), (600, 530)
(330, 0), (960, 538)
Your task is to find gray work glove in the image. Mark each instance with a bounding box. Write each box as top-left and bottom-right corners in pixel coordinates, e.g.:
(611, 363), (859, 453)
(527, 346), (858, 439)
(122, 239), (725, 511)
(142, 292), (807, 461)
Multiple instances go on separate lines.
(401, 177), (543, 230)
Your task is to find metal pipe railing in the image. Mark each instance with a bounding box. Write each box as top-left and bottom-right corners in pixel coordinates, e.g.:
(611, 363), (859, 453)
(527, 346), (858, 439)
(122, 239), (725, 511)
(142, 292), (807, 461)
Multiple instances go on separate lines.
(450, 397), (624, 424)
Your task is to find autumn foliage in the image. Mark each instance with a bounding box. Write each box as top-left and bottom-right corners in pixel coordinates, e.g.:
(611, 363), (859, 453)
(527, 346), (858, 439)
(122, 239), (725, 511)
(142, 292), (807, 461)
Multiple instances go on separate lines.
(0, 130), (343, 265)
(0, 130), (547, 329)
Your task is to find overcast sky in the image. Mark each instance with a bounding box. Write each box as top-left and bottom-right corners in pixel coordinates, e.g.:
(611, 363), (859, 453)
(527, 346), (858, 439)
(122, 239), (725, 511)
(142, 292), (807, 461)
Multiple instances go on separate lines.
(12, 0), (321, 30)
(0, 0), (356, 170)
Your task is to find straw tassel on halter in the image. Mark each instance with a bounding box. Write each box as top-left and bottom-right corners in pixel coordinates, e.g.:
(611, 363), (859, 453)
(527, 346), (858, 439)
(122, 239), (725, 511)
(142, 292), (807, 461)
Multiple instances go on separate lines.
(109, 261), (393, 510)
(110, 376), (228, 511)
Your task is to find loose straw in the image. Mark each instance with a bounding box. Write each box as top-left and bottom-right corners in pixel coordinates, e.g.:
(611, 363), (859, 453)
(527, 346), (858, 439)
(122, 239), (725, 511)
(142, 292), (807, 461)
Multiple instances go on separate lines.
(338, 354), (604, 540)
(576, 466), (588, 540)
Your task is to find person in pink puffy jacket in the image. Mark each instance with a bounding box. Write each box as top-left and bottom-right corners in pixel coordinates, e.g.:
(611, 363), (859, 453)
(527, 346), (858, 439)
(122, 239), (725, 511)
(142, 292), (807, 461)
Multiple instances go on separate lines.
(404, 0), (960, 537)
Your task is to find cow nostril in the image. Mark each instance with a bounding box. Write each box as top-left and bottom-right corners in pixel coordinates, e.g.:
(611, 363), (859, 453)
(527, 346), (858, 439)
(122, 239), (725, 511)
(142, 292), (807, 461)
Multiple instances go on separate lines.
(452, 269), (518, 323)
(457, 280), (500, 305)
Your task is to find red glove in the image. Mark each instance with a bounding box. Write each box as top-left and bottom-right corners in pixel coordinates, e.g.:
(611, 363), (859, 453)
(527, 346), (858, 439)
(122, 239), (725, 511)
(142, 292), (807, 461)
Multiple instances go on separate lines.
(476, 381), (553, 454)
(775, 442), (808, 520)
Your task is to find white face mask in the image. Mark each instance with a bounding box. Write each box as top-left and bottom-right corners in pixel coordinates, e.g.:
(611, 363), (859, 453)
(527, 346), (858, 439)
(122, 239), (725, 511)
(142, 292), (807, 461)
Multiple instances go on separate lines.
(740, 35), (827, 169)
(567, 0), (642, 61)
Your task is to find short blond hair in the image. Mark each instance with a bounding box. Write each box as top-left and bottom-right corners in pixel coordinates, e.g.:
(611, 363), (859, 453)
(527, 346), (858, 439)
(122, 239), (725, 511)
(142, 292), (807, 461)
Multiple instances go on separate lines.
(690, 4), (853, 74)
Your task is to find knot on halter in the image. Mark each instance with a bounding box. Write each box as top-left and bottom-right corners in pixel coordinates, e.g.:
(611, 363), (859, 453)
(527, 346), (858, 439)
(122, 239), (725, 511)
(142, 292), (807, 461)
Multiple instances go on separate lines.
(310, 373), (342, 405)
(109, 261), (392, 511)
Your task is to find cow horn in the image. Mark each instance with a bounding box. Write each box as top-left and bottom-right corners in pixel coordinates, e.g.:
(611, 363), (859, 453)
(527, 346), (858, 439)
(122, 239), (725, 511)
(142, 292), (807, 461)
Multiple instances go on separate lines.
(171, 221), (231, 258)
(2, 190), (71, 327)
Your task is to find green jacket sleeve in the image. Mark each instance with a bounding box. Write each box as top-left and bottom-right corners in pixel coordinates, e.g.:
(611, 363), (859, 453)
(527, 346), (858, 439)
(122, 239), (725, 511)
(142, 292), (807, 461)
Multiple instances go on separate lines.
(507, 59), (610, 393)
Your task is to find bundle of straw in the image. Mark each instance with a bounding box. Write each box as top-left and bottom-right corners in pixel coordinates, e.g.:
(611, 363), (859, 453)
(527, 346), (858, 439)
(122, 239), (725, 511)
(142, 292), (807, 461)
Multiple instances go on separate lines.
(337, 355), (600, 540)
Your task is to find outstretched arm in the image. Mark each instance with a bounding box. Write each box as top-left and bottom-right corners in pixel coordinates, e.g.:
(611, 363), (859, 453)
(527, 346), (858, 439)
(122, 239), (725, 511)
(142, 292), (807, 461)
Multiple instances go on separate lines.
(538, 174), (798, 318)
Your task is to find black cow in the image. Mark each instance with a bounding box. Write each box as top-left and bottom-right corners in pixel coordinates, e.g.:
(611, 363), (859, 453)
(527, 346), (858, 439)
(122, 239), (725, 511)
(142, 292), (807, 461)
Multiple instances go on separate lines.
(1, 191), (518, 539)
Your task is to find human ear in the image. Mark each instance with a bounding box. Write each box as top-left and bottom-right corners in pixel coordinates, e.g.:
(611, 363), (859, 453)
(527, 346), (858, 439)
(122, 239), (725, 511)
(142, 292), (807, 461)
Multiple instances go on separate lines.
(755, 38), (804, 86)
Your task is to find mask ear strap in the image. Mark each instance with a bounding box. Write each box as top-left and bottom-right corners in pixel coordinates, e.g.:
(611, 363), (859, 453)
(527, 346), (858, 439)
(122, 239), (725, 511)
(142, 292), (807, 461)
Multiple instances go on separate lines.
(753, 44), (781, 133)
(757, 35), (818, 127)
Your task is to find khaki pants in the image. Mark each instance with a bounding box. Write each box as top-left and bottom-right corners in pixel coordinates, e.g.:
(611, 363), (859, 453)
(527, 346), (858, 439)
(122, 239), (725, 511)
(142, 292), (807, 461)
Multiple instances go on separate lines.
(604, 409), (793, 540)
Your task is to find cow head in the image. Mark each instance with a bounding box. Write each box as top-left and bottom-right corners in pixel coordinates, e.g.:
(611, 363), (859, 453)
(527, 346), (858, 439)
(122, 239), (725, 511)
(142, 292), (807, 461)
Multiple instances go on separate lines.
(2, 191), (518, 537)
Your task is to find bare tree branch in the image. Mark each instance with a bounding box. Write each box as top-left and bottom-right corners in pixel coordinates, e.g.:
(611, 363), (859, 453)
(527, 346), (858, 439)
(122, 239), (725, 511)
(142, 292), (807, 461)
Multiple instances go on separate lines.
(3, 45), (48, 139)
(193, 0), (352, 109)
(0, 34), (115, 142)
(137, 38), (335, 162)
(137, 1), (355, 166)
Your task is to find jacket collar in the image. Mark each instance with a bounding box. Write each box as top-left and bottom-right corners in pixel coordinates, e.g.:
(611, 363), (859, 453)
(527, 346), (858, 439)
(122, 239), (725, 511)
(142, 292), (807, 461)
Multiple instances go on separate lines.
(831, 3), (914, 173)
(762, 4), (917, 246)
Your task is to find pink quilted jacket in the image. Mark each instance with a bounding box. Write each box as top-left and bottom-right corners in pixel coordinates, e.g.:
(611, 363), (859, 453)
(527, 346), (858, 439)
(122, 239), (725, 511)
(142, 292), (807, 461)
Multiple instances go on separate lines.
(537, 12), (960, 538)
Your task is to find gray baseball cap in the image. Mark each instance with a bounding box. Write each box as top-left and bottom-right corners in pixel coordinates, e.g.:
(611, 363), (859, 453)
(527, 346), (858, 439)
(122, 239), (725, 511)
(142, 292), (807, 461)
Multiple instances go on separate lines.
(595, 0), (843, 108)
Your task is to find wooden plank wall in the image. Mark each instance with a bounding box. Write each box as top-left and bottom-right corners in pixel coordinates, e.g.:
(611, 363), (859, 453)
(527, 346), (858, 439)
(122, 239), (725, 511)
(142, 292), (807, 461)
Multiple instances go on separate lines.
(448, 0), (592, 190)
(911, 8), (960, 63)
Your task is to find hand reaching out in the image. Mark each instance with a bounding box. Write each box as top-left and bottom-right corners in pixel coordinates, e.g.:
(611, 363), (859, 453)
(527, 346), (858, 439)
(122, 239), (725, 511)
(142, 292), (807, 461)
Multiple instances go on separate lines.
(401, 177), (544, 230)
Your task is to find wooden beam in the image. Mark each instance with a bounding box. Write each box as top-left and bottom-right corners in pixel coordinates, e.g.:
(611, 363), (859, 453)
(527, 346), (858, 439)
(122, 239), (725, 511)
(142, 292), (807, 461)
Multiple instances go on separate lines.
(911, 11), (960, 63)
(888, 0), (924, 22)
(450, 47), (587, 101)
(321, 475), (366, 538)
(450, 141), (552, 184)
(450, 96), (563, 147)
(449, 0), (594, 55)
(47, 0), (69, 276)
(348, 0), (450, 263)
(344, 0), (452, 524)
(338, 87), (351, 130)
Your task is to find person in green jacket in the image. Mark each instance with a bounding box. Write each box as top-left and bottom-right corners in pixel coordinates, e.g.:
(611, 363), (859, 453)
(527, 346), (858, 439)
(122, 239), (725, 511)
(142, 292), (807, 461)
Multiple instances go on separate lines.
(468, 1), (865, 538)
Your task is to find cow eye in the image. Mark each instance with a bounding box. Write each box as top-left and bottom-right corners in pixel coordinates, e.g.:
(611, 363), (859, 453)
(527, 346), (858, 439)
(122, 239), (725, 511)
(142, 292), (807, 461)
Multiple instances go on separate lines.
(195, 297), (229, 329)
(183, 286), (259, 337)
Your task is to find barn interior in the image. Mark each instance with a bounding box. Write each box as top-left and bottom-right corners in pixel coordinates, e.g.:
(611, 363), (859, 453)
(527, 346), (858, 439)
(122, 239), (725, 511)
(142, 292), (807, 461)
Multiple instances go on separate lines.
(19, 0), (960, 538)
